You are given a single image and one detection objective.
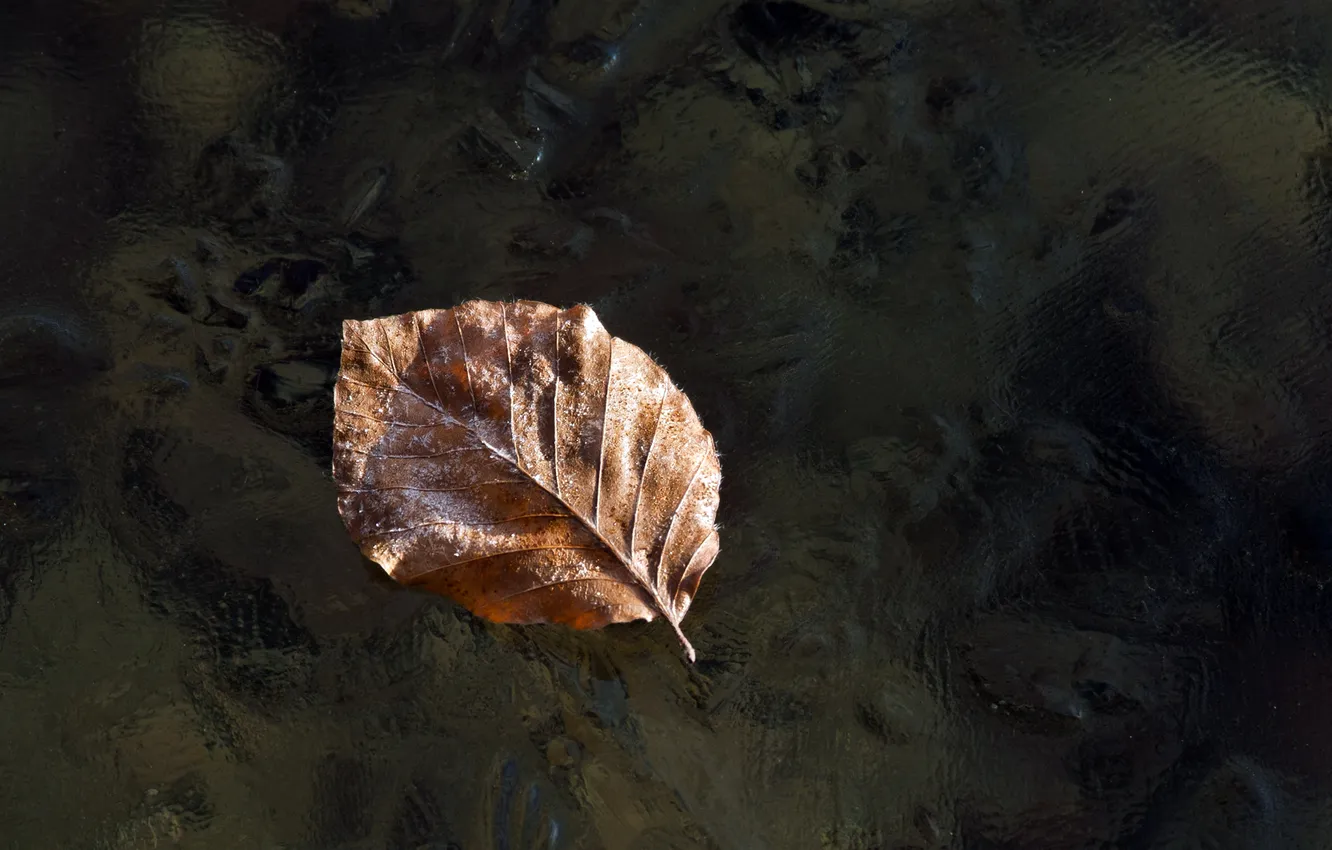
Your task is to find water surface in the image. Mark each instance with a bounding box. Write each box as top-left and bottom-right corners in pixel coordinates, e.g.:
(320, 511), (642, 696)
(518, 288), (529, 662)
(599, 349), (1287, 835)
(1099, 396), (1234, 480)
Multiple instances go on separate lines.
(3, 1), (1332, 847)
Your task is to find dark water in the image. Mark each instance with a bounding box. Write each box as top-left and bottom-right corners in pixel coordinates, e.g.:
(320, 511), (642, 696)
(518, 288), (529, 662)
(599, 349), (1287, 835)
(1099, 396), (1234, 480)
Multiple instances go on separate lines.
(3, 0), (1332, 847)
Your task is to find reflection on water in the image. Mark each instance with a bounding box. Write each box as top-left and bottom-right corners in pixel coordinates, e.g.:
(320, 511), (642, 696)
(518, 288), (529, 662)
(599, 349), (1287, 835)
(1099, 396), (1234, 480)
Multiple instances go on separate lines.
(4, 0), (1332, 846)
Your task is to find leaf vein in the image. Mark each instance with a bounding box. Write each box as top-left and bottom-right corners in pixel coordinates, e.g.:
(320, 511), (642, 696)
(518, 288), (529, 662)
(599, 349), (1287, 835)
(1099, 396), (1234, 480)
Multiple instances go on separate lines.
(344, 481), (529, 493)
(553, 310), (562, 497)
(340, 409), (453, 429)
(340, 372), (470, 431)
(342, 343), (396, 377)
(453, 307), (482, 428)
(674, 530), (715, 602)
(435, 545), (606, 571)
(494, 575), (638, 603)
(657, 450), (708, 599)
(357, 513), (574, 538)
(344, 446), (486, 460)
(593, 339), (614, 533)
(415, 312), (450, 413)
(503, 302), (520, 469)
(379, 321), (399, 377)
(630, 382), (670, 579)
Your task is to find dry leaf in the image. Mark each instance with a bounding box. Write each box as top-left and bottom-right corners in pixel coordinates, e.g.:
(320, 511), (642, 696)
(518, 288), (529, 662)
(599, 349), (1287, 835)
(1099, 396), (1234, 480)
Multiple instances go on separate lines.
(332, 300), (722, 660)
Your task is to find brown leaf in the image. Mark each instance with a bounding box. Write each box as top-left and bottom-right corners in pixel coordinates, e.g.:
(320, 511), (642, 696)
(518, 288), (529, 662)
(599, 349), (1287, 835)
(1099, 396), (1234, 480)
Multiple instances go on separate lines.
(332, 300), (722, 661)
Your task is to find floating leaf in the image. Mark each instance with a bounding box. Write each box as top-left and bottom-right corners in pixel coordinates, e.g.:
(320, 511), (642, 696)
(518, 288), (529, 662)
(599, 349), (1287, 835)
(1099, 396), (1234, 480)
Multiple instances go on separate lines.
(332, 300), (722, 660)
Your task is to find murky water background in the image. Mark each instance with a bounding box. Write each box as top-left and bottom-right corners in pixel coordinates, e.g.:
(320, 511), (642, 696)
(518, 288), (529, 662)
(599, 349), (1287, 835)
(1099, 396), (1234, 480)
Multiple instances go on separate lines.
(4, 0), (1332, 847)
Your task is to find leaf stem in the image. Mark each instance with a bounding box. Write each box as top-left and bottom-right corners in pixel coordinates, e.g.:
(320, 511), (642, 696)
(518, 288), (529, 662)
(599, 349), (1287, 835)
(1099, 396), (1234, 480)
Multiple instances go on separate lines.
(667, 617), (696, 663)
